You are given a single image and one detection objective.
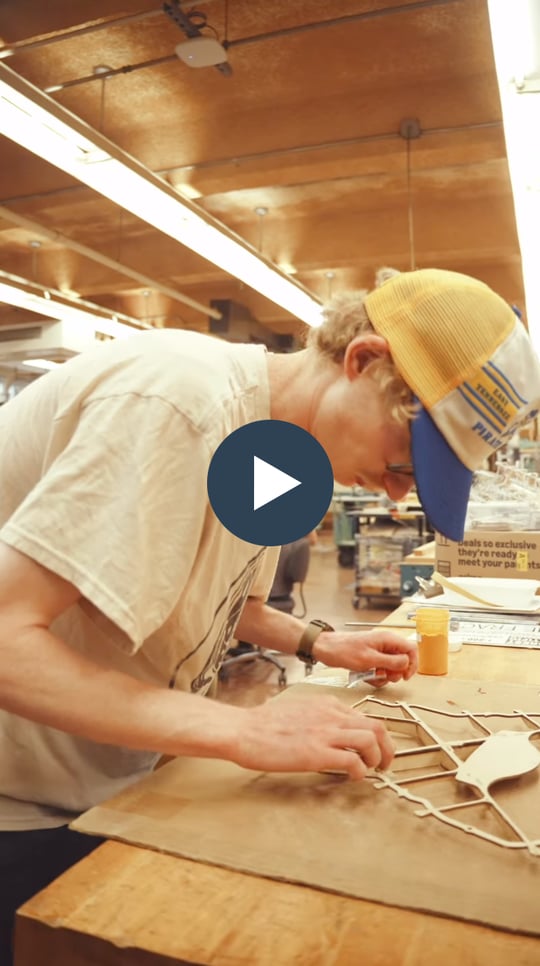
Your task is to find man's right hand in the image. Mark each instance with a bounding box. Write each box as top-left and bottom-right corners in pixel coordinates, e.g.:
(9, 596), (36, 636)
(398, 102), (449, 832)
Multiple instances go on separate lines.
(234, 695), (393, 780)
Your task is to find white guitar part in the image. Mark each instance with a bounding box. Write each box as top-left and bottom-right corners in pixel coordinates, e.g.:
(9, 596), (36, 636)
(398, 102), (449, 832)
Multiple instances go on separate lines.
(456, 730), (540, 793)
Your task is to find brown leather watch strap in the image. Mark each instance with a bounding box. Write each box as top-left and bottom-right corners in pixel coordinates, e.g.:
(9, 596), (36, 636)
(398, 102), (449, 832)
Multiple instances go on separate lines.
(295, 619), (334, 668)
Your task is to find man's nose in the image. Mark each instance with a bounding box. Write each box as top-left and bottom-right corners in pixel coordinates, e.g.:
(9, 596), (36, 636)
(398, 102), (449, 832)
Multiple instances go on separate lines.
(383, 474), (415, 502)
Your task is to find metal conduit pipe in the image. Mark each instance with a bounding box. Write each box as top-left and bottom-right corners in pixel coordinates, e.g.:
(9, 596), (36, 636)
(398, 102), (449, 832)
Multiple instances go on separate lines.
(8, 0), (459, 91)
(166, 120), (502, 176)
(224, 0), (461, 50)
(0, 115), (502, 208)
(0, 204), (222, 320)
(0, 3), (203, 59)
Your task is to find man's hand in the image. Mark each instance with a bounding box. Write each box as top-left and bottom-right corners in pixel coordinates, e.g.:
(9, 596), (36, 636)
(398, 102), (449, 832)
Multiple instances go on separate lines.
(313, 629), (417, 683)
(236, 695), (394, 780)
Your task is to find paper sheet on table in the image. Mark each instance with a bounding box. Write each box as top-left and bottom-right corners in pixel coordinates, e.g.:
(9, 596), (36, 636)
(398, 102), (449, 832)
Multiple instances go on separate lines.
(408, 577), (540, 613)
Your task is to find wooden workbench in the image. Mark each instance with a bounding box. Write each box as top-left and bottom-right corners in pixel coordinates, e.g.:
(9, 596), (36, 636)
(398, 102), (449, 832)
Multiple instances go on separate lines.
(14, 603), (540, 966)
(403, 538), (436, 565)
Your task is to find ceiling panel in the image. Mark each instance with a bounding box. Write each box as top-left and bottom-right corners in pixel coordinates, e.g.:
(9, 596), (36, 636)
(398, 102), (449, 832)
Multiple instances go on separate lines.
(0, 0), (524, 347)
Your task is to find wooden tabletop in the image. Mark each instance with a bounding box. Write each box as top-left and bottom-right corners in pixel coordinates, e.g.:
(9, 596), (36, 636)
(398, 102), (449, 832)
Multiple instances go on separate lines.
(15, 603), (540, 966)
(402, 539), (436, 564)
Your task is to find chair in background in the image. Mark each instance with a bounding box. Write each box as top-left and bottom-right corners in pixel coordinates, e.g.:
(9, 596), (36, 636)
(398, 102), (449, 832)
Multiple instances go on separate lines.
(266, 536), (311, 617)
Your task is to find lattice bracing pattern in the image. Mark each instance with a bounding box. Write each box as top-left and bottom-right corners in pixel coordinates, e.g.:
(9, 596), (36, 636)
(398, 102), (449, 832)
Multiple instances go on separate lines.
(352, 697), (540, 855)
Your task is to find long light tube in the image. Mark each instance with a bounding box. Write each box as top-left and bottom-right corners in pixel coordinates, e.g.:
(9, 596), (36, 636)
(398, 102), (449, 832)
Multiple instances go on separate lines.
(0, 63), (323, 328)
(488, 0), (540, 352)
(0, 269), (150, 339)
(21, 358), (62, 371)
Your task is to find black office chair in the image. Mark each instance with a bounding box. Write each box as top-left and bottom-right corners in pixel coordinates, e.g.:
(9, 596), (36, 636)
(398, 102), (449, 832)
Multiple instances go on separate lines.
(266, 537), (311, 617)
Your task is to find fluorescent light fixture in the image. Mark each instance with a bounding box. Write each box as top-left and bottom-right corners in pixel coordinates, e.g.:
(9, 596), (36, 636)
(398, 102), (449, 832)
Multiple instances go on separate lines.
(0, 63), (323, 328)
(175, 182), (203, 200)
(488, 0), (540, 352)
(488, 0), (540, 91)
(0, 269), (149, 338)
(21, 358), (61, 371)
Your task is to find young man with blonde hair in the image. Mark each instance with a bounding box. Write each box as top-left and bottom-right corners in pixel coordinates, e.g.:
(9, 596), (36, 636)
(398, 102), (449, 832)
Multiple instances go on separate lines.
(0, 267), (539, 958)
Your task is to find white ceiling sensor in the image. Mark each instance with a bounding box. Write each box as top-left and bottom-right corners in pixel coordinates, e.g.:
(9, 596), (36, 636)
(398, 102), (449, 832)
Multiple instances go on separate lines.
(175, 37), (228, 68)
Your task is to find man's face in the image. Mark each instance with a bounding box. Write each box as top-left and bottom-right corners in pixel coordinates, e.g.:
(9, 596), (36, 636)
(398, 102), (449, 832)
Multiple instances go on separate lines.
(309, 359), (414, 503)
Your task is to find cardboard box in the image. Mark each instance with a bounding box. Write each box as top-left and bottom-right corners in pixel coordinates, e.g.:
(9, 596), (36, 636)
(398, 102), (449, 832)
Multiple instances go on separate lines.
(435, 529), (540, 579)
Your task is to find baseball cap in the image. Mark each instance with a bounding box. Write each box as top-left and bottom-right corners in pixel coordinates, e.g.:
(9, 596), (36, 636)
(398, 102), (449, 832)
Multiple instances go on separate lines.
(364, 269), (540, 541)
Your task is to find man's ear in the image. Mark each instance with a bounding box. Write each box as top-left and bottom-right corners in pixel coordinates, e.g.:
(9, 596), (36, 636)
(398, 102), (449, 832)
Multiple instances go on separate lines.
(343, 333), (391, 380)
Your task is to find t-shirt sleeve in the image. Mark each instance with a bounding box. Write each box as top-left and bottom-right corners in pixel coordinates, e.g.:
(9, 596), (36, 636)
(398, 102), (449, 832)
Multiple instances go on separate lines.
(248, 544), (281, 603)
(0, 393), (211, 650)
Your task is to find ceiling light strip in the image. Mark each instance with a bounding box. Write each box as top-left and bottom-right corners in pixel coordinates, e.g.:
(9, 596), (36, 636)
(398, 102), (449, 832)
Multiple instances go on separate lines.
(487, 0), (540, 351)
(0, 269), (151, 338)
(0, 63), (323, 327)
(0, 204), (222, 320)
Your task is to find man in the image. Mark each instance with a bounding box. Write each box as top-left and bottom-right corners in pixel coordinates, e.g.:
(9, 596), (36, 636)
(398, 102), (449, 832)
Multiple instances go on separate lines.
(0, 267), (539, 956)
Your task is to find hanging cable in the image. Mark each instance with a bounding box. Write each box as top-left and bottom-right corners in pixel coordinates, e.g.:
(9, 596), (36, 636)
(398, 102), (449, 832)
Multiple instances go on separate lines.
(254, 206), (268, 253)
(223, 0), (229, 45)
(406, 136), (416, 271)
(91, 65), (112, 133)
(99, 75), (106, 133)
(399, 118), (422, 272)
(29, 240), (41, 282)
(324, 270), (335, 300)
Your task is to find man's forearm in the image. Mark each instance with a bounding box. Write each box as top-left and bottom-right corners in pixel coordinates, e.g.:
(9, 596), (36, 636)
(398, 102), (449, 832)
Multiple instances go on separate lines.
(234, 598), (307, 655)
(0, 625), (245, 760)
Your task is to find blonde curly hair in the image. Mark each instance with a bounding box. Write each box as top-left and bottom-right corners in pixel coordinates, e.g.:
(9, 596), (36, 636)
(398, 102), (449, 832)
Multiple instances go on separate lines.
(306, 270), (416, 426)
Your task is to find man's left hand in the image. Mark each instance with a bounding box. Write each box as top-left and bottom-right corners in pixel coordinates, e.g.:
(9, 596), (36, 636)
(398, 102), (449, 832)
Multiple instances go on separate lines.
(313, 629), (417, 683)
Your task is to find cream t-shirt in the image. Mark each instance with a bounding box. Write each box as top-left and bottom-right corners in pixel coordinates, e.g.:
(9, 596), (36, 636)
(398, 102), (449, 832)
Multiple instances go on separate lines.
(0, 329), (279, 829)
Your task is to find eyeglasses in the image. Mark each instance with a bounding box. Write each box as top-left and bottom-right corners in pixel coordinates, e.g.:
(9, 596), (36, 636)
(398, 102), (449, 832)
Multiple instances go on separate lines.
(385, 463), (414, 476)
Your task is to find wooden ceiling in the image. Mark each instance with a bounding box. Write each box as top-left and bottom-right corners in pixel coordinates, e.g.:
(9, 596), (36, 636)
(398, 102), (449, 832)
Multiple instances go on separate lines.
(0, 0), (524, 344)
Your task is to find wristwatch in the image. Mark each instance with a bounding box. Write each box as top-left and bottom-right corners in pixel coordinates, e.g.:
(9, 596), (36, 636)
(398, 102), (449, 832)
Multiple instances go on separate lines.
(295, 619), (334, 669)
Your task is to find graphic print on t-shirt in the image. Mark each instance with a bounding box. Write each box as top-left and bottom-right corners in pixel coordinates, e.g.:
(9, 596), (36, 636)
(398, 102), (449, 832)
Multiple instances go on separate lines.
(169, 548), (267, 693)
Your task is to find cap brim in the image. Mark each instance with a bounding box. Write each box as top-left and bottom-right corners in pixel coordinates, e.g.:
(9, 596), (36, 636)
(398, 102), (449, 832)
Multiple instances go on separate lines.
(411, 404), (473, 541)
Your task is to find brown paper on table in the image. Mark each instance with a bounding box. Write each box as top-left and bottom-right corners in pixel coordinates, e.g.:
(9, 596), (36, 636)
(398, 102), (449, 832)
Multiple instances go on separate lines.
(72, 676), (540, 936)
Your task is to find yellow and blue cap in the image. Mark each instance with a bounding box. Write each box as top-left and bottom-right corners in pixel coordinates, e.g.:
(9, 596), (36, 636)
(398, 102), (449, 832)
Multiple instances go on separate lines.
(365, 269), (540, 540)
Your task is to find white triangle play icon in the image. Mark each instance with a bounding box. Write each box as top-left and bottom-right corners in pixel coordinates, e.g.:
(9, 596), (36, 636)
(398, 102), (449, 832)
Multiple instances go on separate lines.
(253, 456), (301, 511)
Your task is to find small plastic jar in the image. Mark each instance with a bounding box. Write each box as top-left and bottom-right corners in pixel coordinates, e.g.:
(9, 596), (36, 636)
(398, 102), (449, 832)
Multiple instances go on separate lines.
(416, 607), (450, 675)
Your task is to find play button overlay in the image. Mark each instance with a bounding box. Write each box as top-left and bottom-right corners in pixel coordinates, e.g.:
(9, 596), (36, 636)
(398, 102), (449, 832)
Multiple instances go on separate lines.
(253, 456), (300, 510)
(207, 419), (333, 546)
